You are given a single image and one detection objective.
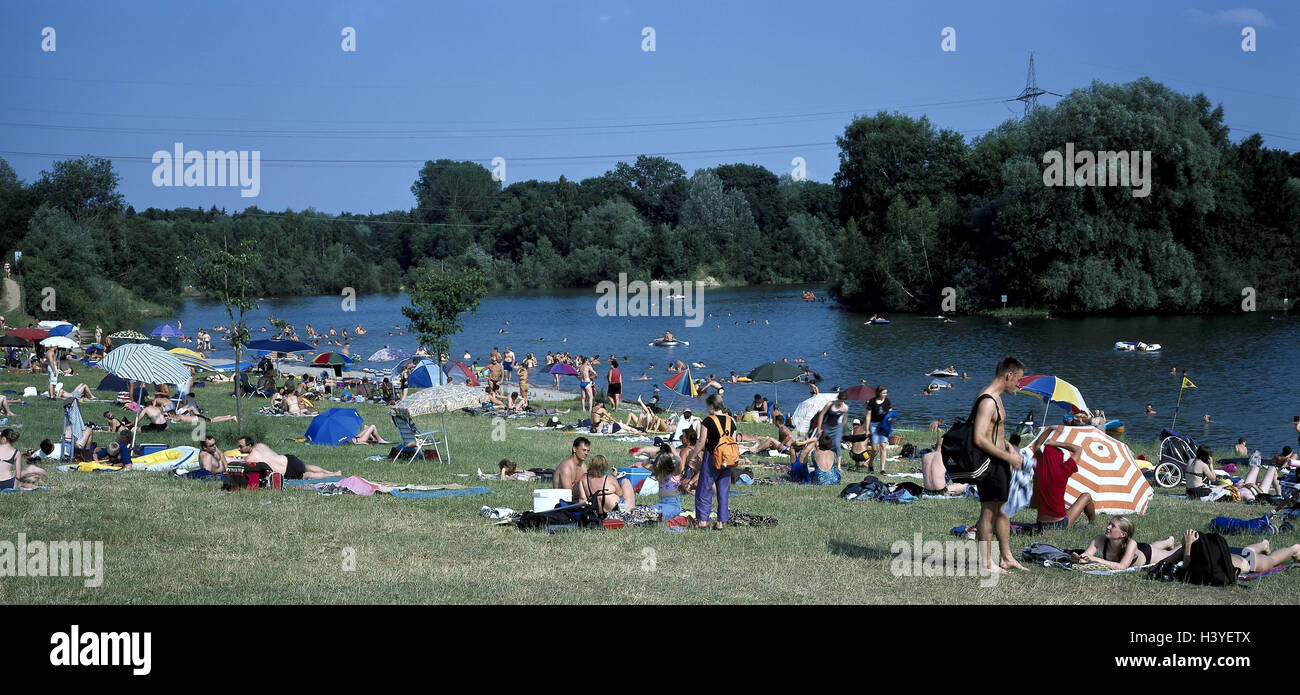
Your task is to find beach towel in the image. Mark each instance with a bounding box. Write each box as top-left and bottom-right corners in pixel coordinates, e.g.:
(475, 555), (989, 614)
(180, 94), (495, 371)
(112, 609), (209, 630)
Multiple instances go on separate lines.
(1238, 564), (1295, 581)
(1, 485), (51, 493)
(284, 475), (344, 487)
(1001, 447), (1037, 518)
(389, 487), (492, 499)
(1044, 560), (1154, 575)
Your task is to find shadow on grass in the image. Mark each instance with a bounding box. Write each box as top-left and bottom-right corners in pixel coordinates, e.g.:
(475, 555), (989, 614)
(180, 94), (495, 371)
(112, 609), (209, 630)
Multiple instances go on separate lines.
(827, 539), (893, 561)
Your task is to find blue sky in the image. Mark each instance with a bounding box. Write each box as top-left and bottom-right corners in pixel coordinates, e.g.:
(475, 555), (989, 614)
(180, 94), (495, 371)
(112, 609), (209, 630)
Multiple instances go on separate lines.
(1, 0), (1296, 213)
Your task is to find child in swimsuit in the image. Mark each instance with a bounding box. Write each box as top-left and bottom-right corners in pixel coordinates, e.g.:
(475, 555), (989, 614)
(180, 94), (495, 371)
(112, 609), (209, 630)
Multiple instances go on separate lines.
(650, 451), (683, 522)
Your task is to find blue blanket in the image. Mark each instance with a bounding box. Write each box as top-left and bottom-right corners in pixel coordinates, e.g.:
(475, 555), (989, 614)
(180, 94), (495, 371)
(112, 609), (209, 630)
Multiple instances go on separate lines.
(389, 487), (492, 499)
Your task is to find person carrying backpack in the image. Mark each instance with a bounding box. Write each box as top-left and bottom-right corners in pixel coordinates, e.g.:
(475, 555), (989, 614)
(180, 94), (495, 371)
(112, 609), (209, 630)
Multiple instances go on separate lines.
(690, 393), (740, 530)
(967, 357), (1030, 576)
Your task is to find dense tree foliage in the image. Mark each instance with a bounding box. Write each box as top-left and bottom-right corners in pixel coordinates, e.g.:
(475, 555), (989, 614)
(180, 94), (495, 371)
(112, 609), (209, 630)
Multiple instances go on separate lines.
(832, 78), (1300, 314)
(0, 77), (1293, 329)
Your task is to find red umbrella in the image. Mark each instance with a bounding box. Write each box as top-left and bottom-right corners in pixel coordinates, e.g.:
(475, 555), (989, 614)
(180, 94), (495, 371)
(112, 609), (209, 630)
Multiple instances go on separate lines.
(840, 384), (877, 401)
(8, 328), (50, 342)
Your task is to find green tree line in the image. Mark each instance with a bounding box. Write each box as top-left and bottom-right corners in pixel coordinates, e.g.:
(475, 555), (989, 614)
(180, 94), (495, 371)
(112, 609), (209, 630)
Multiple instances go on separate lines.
(0, 77), (1294, 327)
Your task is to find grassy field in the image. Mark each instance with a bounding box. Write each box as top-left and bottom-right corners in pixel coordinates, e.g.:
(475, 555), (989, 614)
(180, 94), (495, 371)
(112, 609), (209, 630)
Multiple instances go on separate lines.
(0, 366), (1295, 605)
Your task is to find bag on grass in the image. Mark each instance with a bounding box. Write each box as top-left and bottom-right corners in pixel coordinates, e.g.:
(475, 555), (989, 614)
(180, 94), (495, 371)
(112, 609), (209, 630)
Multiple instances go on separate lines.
(516, 502), (604, 532)
(1021, 542), (1072, 564)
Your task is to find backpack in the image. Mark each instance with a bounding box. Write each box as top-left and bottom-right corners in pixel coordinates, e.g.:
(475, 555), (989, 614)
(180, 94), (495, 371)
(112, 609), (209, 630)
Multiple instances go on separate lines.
(941, 394), (997, 482)
(710, 415), (741, 469)
(1177, 531), (1237, 586)
(1022, 542), (1072, 564)
(516, 502), (604, 532)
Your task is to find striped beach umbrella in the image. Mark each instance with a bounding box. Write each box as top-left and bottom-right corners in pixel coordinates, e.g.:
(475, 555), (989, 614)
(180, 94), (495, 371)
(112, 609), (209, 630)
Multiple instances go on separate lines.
(101, 344), (192, 386)
(151, 324), (183, 338)
(1048, 426), (1154, 515)
(394, 384), (485, 418)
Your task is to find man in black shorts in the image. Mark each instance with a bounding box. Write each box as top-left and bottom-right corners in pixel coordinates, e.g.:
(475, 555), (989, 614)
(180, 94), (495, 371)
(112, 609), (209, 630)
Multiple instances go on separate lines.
(237, 436), (338, 480)
(973, 357), (1029, 575)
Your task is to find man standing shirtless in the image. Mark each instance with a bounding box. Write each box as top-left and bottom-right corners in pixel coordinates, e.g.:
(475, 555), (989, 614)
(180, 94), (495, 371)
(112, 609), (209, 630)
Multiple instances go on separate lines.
(237, 436), (338, 480)
(554, 436), (591, 491)
(973, 357), (1029, 574)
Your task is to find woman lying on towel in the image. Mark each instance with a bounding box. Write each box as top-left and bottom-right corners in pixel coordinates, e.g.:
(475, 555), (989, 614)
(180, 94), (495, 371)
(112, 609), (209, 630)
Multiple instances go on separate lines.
(622, 395), (672, 433)
(1072, 516), (1179, 569)
(497, 459), (537, 481)
(1150, 530), (1300, 576)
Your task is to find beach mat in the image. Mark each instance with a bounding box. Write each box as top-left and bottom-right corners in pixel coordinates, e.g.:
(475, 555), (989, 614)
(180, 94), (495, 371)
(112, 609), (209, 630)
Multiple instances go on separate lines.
(390, 487), (492, 499)
(1045, 560), (1153, 576)
(1, 486), (51, 493)
(1238, 564), (1295, 581)
(284, 476), (344, 487)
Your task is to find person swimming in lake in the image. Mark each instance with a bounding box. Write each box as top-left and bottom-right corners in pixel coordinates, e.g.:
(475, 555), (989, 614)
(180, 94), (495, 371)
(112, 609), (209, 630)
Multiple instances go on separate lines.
(1144, 403), (1157, 414)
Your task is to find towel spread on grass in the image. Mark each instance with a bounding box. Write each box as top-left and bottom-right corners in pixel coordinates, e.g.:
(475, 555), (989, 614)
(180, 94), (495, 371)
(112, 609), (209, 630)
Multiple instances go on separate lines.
(1238, 564), (1295, 581)
(390, 487), (492, 499)
(284, 476), (343, 487)
(1045, 560), (1154, 575)
(1, 485), (51, 493)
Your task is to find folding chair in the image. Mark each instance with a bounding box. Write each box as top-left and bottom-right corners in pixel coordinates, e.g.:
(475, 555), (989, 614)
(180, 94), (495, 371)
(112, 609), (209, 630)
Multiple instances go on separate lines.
(389, 411), (442, 463)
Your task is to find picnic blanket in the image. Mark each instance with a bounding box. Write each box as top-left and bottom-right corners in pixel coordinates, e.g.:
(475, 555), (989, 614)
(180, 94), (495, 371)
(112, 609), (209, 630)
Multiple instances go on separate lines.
(1238, 564), (1295, 581)
(1, 485), (51, 493)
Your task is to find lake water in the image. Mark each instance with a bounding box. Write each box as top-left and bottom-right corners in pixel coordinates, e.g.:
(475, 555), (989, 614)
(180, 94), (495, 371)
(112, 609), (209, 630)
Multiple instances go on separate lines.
(143, 286), (1300, 452)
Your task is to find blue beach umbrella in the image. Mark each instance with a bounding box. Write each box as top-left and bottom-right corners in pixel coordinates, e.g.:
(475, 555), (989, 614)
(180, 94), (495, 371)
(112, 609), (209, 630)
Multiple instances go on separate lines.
(49, 324), (76, 337)
(304, 408), (365, 446)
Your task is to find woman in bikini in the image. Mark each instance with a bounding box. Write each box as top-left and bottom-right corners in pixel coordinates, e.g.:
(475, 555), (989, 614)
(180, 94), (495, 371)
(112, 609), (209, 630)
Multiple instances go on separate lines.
(572, 454), (634, 513)
(0, 428), (23, 491)
(623, 395), (671, 433)
(1073, 516), (1179, 569)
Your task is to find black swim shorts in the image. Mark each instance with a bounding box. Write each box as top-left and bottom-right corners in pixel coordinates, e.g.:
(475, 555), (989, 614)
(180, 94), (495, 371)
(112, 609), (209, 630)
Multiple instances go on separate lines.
(973, 459), (1011, 503)
(285, 455), (307, 480)
(608, 383), (622, 396)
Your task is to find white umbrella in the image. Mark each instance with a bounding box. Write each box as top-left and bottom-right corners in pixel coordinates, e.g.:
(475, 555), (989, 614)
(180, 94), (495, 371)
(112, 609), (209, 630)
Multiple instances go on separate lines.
(790, 393), (838, 434)
(40, 336), (78, 349)
(393, 384), (486, 465)
(101, 344), (191, 385)
(37, 320), (72, 328)
(101, 344), (193, 447)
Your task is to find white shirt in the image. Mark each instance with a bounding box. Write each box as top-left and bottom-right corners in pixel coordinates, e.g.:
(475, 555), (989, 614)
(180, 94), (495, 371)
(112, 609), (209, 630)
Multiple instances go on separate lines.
(672, 416), (702, 443)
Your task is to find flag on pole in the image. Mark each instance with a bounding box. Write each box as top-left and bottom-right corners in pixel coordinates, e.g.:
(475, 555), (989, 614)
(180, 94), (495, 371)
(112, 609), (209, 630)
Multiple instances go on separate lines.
(1181, 376), (1196, 389)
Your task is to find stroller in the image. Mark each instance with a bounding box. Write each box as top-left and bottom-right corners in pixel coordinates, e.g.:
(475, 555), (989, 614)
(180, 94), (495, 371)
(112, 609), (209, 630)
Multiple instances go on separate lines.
(1152, 427), (1197, 488)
